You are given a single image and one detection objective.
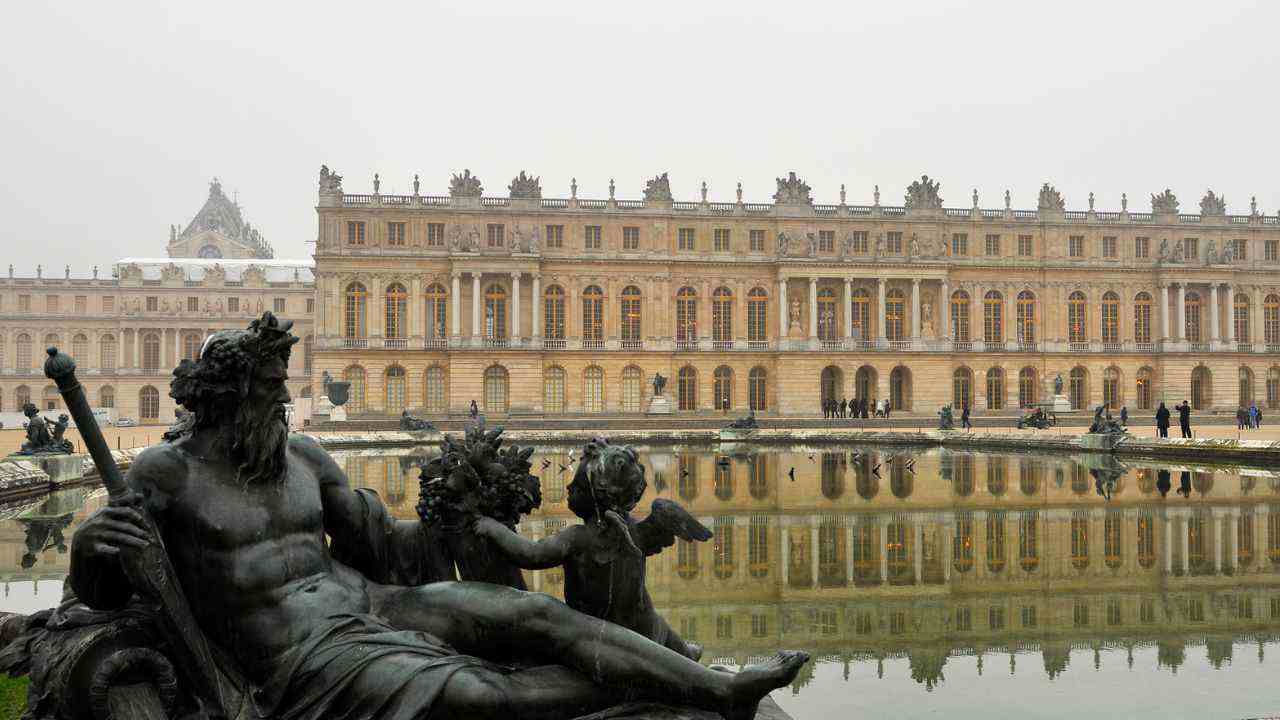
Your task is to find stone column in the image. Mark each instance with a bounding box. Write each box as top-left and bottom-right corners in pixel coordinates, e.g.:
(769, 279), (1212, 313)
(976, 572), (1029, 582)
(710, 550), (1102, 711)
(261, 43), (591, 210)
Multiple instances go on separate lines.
(1180, 514), (1190, 575)
(1176, 284), (1186, 342)
(911, 279), (921, 341)
(808, 278), (818, 339)
(845, 521), (855, 584)
(1224, 283), (1235, 344)
(940, 279), (951, 339)
(1226, 511), (1237, 574)
(1209, 284), (1220, 344)
(1253, 285), (1265, 347)
(173, 330), (180, 365)
(531, 274), (542, 340)
(471, 273), (482, 339)
(511, 272), (521, 341)
(843, 278), (854, 339)
(1160, 284), (1170, 340)
(810, 521), (820, 587)
(879, 520), (888, 583)
(133, 329), (141, 368)
(943, 521), (954, 582)
(450, 273), (461, 339)
(777, 278), (787, 339)
(914, 522), (924, 584)
(1006, 289), (1015, 343)
(780, 525), (790, 586)
(410, 276), (423, 340)
(1163, 511), (1173, 574)
(876, 279), (887, 342)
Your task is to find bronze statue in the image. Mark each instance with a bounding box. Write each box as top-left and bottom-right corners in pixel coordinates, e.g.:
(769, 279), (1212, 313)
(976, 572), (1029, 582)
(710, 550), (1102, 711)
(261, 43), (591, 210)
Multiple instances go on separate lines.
(32, 313), (804, 719)
(652, 371), (667, 397)
(938, 404), (955, 431)
(473, 439), (712, 660)
(16, 403), (73, 455)
(399, 410), (436, 432)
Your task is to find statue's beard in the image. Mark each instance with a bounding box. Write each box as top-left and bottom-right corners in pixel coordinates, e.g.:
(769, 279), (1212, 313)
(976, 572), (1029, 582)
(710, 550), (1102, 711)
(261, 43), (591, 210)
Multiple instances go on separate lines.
(232, 401), (289, 486)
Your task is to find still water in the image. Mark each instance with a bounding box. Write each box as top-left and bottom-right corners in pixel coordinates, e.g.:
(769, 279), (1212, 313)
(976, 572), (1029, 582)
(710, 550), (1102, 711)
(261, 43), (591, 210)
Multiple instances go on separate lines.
(4, 444), (1280, 719)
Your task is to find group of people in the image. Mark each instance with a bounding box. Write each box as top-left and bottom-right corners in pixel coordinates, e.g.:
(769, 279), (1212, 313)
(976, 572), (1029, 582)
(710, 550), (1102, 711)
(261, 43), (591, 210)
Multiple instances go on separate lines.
(1236, 403), (1265, 430)
(823, 397), (890, 419)
(1154, 401), (1195, 438)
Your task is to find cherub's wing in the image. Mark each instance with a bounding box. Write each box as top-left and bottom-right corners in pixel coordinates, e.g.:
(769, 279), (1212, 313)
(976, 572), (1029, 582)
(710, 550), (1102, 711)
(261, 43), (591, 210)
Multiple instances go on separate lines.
(633, 498), (712, 556)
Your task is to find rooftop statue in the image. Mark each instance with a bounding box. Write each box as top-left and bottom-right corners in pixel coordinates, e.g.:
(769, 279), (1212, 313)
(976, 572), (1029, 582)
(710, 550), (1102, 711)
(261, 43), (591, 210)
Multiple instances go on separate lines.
(644, 172), (674, 202)
(904, 175), (943, 210)
(1037, 183), (1065, 213)
(772, 172), (812, 205)
(1199, 189), (1227, 216)
(449, 168), (484, 197)
(318, 165), (343, 193)
(1151, 188), (1179, 214)
(7, 315), (805, 720)
(508, 170), (542, 199)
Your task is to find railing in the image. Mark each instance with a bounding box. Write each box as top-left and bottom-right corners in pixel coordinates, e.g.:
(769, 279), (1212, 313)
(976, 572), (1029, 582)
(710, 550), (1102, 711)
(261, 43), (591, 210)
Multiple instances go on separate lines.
(985, 340), (1006, 352)
(422, 195), (450, 206)
(616, 200), (644, 209)
(540, 198), (569, 209)
(382, 338), (408, 350)
(953, 341), (973, 352)
(814, 204), (838, 216)
(882, 207), (906, 216)
(981, 209), (1004, 219)
(382, 195), (412, 206)
(1230, 216), (1251, 225)
(481, 197), (510, 207)
(1268, 344), (1280, 354)
(712, 340), (734, 351)
(1101, 342), (1122, 354)
(342, 337), (368, 349)
(858, 340), (879, 351)
(1095, 211), (1121, 222)
(581, 339), (604, 350)
(423, 337), (446, 350)
(708, 202), (736, 215)
(819, 340), (844, 351)
(1013, 210), (1037, 219)
(1069, 342), (1090, 352)
(484, 337), (510, 348)
(620, 339), (642, 350)
(342, 194), (375, 205)
(1188, 342), (1209, 352)
(848, 205), (873, 216)
(888, 340), (913, 351)
(675, 339), (699, 351)
(1179, 214), (1201, 223)
(1237, 343), (1254, 353)
(1129, 212), (1153, 221)
(748, 340), (769, 351)
(743, 203), (772, 214)
(579, 199), (607, 209)
(672, 202), (699, 211)
(543, 338), (566, 350)
(1135, 342), (1155, 353)
(1017, 341), (1038, 352)
(944, 208), (970, 218)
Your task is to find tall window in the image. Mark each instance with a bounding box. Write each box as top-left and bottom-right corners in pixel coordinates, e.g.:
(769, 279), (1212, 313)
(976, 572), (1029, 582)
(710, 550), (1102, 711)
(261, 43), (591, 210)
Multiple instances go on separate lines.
(344, 282), (367, 338)
(16, 334), (31, 370)
(678, 366), (698, 411)
(620, 286), (642, 342)
(986, 367), (1005, 410)
(953, 367), (973, 408)
(583, 366), (604, 413)
(951, 233), (968, 256)
(71, 334), (88, 361)
(387, 222), (406, 246)
(984, 234), (1000, 256)
(1070, 513), (1090, 569)
(1101, 292), (1120, 343)
(142, 333), (161, 371)
(344, 366), (367, 413)
(426, 223), (445, 247)
(543, 366), (565, 413)
(486, 223), (505, 248)
(951, 291), (970, 342)
(424, 283), (448, 339)
(1102, 236), (1117, 258)
(582, 286), (604, 342)
(583, 225), (602, 251)
(712, 287), (734, 342)
(677, 228), (695, 251)
(1267, 295), (1280, 346)
(621, 366), (642, 413)
(182, 333), (201, 361)
(1239, 367), (1254, 407)
(1069, 367), (1088, 410)
(484, 284), (507, 339)
(544, 285), (565, 340)
(1136, 367), (1154, 410)
(749, 367), (767, 411)
(1016, 291), (1036, 345)
(545, 225), (564, 248)
(714, 228), (731, 252)
(1268, 368), (1280, 410)
(886, 232), (903, 254)
(483, 365), (509, 413)
(1230, 238), (1247, 261)
(1134, 236), (1149, 258)
(983, 291), (1003, 343)
(884, 289), (905, 341)
(1103, 367), (1120, 409)
(385, 366), (406, 413)
(1068, 292), (1087, 343)
(139, 386), (160, 420)
(676, 288), (698, 342)
(713, 366), (734, 410)
(816, 288), (837, 341)
(99, 386), (115, 408)
(99, 334), (116, 370)
(747, 288), (768, 342)
(1235, 294), (1251, 343)
(425, 366), (446, 412)
(346, 221), (365, 245)
(384, 282), (407, 338)
(1018, 367), (1037, 408)
(817, 230), (834, 253)
(850, 289), (870, 340)
(622, 226), (640, 250)
(13, 386), (29, 412)
(1185, 291), (1202, 342)
(1019, 511), (1039, 572)
(1018, 235), (1033, 257)
(1068, 236), (1084, 257)
(1185, 238), (1199, 260)
(1134, 292), (1152, 344)
(749, 229), (765, 252)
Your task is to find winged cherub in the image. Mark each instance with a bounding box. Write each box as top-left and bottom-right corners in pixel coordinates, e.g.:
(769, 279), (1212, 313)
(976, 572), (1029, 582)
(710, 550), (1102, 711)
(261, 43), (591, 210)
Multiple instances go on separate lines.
(473, 437), (712, 660)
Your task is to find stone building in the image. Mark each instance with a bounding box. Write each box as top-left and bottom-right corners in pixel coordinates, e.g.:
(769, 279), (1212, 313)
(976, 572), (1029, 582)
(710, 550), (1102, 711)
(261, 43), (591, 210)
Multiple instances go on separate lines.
(0, 181), (314, 425)
(313, 168), (1280, 416)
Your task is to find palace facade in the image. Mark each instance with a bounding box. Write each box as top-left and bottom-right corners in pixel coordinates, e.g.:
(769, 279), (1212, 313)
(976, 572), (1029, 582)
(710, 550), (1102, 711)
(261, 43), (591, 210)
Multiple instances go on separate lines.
(312, 168), (1280, 417)
(0, 180), (314, 424)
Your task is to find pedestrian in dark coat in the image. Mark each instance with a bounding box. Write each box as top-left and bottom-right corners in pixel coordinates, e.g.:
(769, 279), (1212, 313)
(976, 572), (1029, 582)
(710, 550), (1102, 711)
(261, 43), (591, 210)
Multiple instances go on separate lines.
(961, 402), (972, 430)
(1155, 402), (1171, 438)
(1178, 401), (1193, 438)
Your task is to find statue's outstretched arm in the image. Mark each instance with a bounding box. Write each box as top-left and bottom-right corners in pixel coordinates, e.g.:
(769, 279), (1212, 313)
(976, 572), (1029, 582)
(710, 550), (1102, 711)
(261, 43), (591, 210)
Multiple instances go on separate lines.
(474, 517), (576, 570)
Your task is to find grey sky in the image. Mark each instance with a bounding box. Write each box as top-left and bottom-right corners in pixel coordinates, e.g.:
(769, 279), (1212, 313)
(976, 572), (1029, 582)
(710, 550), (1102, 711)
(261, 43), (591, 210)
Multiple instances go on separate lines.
(2, 0), (1277, 272)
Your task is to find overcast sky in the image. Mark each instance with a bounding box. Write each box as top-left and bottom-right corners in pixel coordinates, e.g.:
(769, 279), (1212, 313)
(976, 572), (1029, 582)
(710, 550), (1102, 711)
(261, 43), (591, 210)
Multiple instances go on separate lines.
(1, 0), (1277, 272)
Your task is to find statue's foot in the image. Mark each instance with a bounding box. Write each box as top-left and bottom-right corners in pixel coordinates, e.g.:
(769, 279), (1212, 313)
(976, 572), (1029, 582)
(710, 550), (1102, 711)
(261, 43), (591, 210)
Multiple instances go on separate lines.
(722, 651), (809, 720)
(683, 641), (704, 661)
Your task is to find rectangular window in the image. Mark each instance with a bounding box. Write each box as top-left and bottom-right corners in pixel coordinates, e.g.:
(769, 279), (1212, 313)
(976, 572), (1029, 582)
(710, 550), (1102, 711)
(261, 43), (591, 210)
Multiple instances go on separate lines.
(426, 223), (445, 247)
(1231, 238), (1247, 261)
(887, 231), (903, 254)
(346, 221), (366, 245)
(749, 229), (765, 252)
(545, 225), (564, 248)
(187, 296), (199, 312)
(951, 233), (968, 256)
(678, 227), (695, 251)
(1068, 235), (1084, 258)
(46, 295), (58, 313)
(985, 234), (1000, 256)
(18, 295), (30, 312)
(1184, 237), (1198, 260)
(102, 296), (113, 313)
(818, 230), (834, 253)
(622, 226), (640, 250)
(1020, 605), (1037, 628)
(306, 298), (314, 314)
(75, 295), (86, 314)
(387, 222), (406, 246)
(486, 223), (505, 248)
(1135, 236), (1150, 258)
(146, 296), (158, 312)
(714, 228), (731, 252)
(228, 297), (239, 312)
(851, 231), (869, 254)
(1266, 239), (1278, 262)
(584, 225), (602, 250)
(274, 298), (286, 313)
(1017, 235), (1033, 257)
(1102, 236), (1117, 258)
(988, 606), (1006, 630)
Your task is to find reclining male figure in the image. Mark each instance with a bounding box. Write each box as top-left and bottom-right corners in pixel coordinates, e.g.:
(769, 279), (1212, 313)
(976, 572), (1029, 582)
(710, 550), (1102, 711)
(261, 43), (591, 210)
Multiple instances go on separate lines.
(71, 313), (806, 720)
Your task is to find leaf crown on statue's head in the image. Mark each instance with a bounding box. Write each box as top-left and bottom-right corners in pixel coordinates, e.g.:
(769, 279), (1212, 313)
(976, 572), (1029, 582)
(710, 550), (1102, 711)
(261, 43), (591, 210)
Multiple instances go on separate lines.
(567, 437), (647, 521)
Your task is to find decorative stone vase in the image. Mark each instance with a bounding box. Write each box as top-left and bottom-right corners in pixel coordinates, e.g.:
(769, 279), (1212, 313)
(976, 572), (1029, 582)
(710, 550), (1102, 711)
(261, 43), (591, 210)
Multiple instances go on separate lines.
(327, 381), (351, 407)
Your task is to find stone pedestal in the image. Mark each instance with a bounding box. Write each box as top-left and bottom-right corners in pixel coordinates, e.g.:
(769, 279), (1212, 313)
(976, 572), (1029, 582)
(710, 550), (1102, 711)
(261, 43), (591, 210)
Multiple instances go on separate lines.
(646, 395), (673, 415)
(1051, 394), (1072, 413)
(330, 405), (347, 422)
(37, 454), (87, 485)
(1080, 433), (1126, 451)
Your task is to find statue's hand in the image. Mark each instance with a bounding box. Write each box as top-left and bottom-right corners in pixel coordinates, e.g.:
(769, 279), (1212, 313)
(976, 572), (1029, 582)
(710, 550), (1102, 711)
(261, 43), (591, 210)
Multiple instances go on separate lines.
(471, 515), (504, 539)
(76, 492), (151, 560)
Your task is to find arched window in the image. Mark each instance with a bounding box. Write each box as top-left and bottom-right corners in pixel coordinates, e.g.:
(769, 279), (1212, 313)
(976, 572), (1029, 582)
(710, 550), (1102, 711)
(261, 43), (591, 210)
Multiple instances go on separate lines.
(712, 287), (734, 343)
(950, 290), (971, 343)
(139, 386), (160, 420)
(384, 282), (408, 339)
(1070, 512), (1090, 570)
(99, 385), (115, 408)
(583, 365), (604, 413)
(816, 288), (836, 341)
(544, 285), (565, 340)
(344, 282), (367, 338)
(1068, 291), (1088, 344)
(713, 366), (734, 410)
(747, 288), (768, 343)
(1266, 295), (1280, 346)
(884, 289), (905, 341)
(621, 366), (643, 413)
(543, 366), (566, 413)
(582, 286), (604, 342)
(676, 288), (698, 343)
(1019, 510), (1039, 572)
(1016, 291), (1036, 346)
(484, 285), (507, 339)
(1269, 367), (1280, 410)
(983, 291), (1003, 343)
(677, 366), (698, 411)
(820, 366), (842, 408)
(1101, 292), (1120, 343)
(987, 511), (1007, 573)
(1239, 367), (1255, 407)
(1137, 513), (1156, 569)
(620, 286), (642, 343)
(483, 365), (509, 413)
(1136, 367), (1155, 410)
(424, 283), (448, 340)
(986, 367), (1005, 410)
(749, 366), (767, 411)
(854, 366), (876, 403)
(1134, 292), (1152, 344)
(849, 288), (870, 340)
(42, 384), (59, 411)
(987, 458), (1007, 497)
(385, 366), (406, 413)
(713, 519), (735, 580)
(1235, 294), (1251, 343)
(424, 366), (447, 413)
(1103, 366), (1121, 409)
(344, 365), (367, 413)
(44, 333), (60, 354)
(1069, 366), (1088, 410)
(1191, 366), (1212, 410)
(141, 333), (161, 371)
(953, 367), (973, 409)
(953, 514), (974, 573)
(890, 366), (911, 411)
(14, 386), (30, 412)
(748, 517), (770, 578)
(15, 334), (31, 370)
(182, 333), (202, 362)
(1018, 367), (1038, 408)
(1184, 291), (1202, 343)
(99, 334), (117, 370)
(71, 334), (88, 361)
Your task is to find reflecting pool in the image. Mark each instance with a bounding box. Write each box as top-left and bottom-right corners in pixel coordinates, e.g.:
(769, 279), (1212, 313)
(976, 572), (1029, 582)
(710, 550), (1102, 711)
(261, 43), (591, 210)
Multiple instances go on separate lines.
(6, 444), (1280, 718)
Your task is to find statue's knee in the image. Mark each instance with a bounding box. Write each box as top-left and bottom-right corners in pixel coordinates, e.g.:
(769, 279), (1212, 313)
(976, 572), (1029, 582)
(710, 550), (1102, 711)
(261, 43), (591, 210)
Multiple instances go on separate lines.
(442, 670), (510, 717)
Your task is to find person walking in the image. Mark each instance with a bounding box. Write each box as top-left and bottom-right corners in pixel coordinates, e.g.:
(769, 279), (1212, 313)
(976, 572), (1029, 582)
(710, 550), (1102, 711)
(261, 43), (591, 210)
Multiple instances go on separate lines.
(1237, 406), (1248, 430)
(840, 398), (848, 419)
(1256, 405), (1264, 429)
(1178, 400), (1193, 438)
(961, 402), (972, 430)
(1155, 402), (1171, 438)
(469, 399), (479, 420)
(884, 400), (892, 420)
(1120, 406), (1129, 427)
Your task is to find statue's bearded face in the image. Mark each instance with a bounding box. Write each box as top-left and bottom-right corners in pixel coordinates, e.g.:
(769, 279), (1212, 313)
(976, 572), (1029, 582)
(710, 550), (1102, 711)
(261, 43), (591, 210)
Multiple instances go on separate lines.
(234, 355), (292, 485)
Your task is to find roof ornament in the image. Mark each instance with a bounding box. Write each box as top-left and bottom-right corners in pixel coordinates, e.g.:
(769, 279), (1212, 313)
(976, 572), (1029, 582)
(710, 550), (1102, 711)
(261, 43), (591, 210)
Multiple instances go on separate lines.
(643, 173), (673, 202)
(373, 173), (380, 195)
(736, 182), (743, 204)
(972, 188), (979, 209)
(413, 174), (420, 196)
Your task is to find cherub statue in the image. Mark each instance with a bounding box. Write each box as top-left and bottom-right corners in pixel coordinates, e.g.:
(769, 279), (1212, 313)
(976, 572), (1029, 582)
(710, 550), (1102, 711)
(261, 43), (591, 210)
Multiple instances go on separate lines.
(473, 438), (712, 661)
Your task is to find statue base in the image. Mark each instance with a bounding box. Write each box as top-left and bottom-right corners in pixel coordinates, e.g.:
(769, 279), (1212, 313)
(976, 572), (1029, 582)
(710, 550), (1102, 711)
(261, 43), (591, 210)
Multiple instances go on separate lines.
(1080, 433), (1126, 451)
(329, 406), (348, 422)
(646, 396), (673, 415)
(787, 325), (805, 339)
(5, 454), (86, 486)
(1051, 394), (1072, 413)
